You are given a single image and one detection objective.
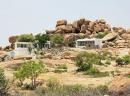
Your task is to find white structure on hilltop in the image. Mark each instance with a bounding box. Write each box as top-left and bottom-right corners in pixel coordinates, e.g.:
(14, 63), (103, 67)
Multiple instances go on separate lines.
(13, 42), (33, 57)
(76, 38), (103, 49)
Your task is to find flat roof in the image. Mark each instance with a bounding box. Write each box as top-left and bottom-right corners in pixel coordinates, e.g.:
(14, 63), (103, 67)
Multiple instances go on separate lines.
(15, 42), (33, 44)
(76, 38), (102, 41)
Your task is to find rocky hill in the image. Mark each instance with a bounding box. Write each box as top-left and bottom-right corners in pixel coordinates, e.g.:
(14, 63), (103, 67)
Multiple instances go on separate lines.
(46, 18), (130, 48)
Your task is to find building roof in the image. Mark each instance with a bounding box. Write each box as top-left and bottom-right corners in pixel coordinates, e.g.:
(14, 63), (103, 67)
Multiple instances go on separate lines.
(76, 38), (102, 42)
(15, 42), (33, 44)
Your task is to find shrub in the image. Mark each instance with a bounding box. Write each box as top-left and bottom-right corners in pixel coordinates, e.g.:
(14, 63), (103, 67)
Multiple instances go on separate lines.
(122, 55), (130, 64)
(68, 40), (76, 47)
(75, 51), (99, 71)
(105, 60), (111, 65)
(85, 67), (109, 77)
(96, 32), (108, 39)
(0, 68), (10, 96)
(46, 77), (60, 91)
(34, 84), (108, 96)
(55, 64), (68, 73)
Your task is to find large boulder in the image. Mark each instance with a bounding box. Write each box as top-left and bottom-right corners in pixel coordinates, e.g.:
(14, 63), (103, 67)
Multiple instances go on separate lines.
(121, 33), (130, 40)
(108, 76), (130, 96)
(56, 20), (67, 27)
(102, 32), (117, 41)
(56, 25), (74, 33)
(80, 25), (87, 33)
(127, 28), (130, 34)
(113, 27), (126, 35)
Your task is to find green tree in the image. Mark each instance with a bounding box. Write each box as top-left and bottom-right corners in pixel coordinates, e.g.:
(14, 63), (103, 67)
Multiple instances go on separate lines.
(0, 68), (9, 96)
(18, 34), (35, 42)
(35, 33), (50, 49)
(14, 60), (45, 89)
(50, 34), (64, 46)
(14, 67), (26, 86)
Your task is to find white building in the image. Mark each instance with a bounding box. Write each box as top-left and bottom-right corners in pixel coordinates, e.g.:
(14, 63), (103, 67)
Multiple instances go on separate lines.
(13, 42), (33, 57)
(76, 38), (103, 49)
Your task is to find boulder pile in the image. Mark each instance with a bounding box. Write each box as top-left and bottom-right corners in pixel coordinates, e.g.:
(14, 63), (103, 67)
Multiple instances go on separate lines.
(46, 18), (130, 48)
(47, 18), (111, 35)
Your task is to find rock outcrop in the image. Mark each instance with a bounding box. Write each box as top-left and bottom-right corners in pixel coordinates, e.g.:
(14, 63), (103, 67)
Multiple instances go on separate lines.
(46, 18), (130, 48)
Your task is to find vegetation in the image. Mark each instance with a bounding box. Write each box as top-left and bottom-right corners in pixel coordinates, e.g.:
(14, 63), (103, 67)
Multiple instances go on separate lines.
(96, 32), (108, 39)
(14, 60), (45, 89)
(18, 34), (35, 42)
(34, 80), (108, 96)
(122, 55), (130, 64)
(75, 51), (99, 71)
(116, 55), (130, 66)
(97, 50), (112, 65)
(85, 67), (109, 77)
(50, 34), (64, 46)
(0, 68), (9, 96)
(54, 64), (68, 73)
(35, 33), (50, 49)
(105, 60), (111, 65)
(68, 40), (76, 47)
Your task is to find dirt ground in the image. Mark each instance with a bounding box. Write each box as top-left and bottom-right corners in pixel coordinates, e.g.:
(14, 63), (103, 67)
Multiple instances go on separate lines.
(0, 48), (130, 87)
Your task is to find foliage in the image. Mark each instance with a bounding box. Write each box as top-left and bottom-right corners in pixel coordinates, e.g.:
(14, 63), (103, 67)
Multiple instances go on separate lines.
(105, 60), (111, 65)
(46, 77), (60, 91)
(122, 55), (130, 64)
(35, 33), (50, 49)
(34, 84), (108, 96)
(50, 34), (64, 46)
(0, 68), (9, 96)
(75, 51), (99, 71)
(85, 67), (109, 77)
(96, 50), (112, 65)
(68, 40), (76, 47)
(54, 64), (68, 73)
(96, 32), (108, 39)
(14, 60), (45, 89)
(18, 34), (35, 42)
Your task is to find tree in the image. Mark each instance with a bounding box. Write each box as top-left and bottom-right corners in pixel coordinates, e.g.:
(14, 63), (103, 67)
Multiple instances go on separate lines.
(35, 33), (50, 49)
(50, 34), (64, 46)
(14, 60), (45, 89)
(0, 68), (9, 96)
(18, 34), (35, 42)
(75, 52), (99, 71)
(14, 67), (26, 86)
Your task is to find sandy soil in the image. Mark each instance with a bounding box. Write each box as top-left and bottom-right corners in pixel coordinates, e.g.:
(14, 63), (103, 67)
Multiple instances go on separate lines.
(1, 48), (130, 87)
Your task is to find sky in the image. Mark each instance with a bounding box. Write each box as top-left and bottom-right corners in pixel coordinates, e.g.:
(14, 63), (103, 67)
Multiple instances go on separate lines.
(0, 0), (130, 47)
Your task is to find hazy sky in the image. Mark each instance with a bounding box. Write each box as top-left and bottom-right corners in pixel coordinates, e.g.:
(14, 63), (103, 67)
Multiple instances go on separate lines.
(0, 0), (130, 47)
